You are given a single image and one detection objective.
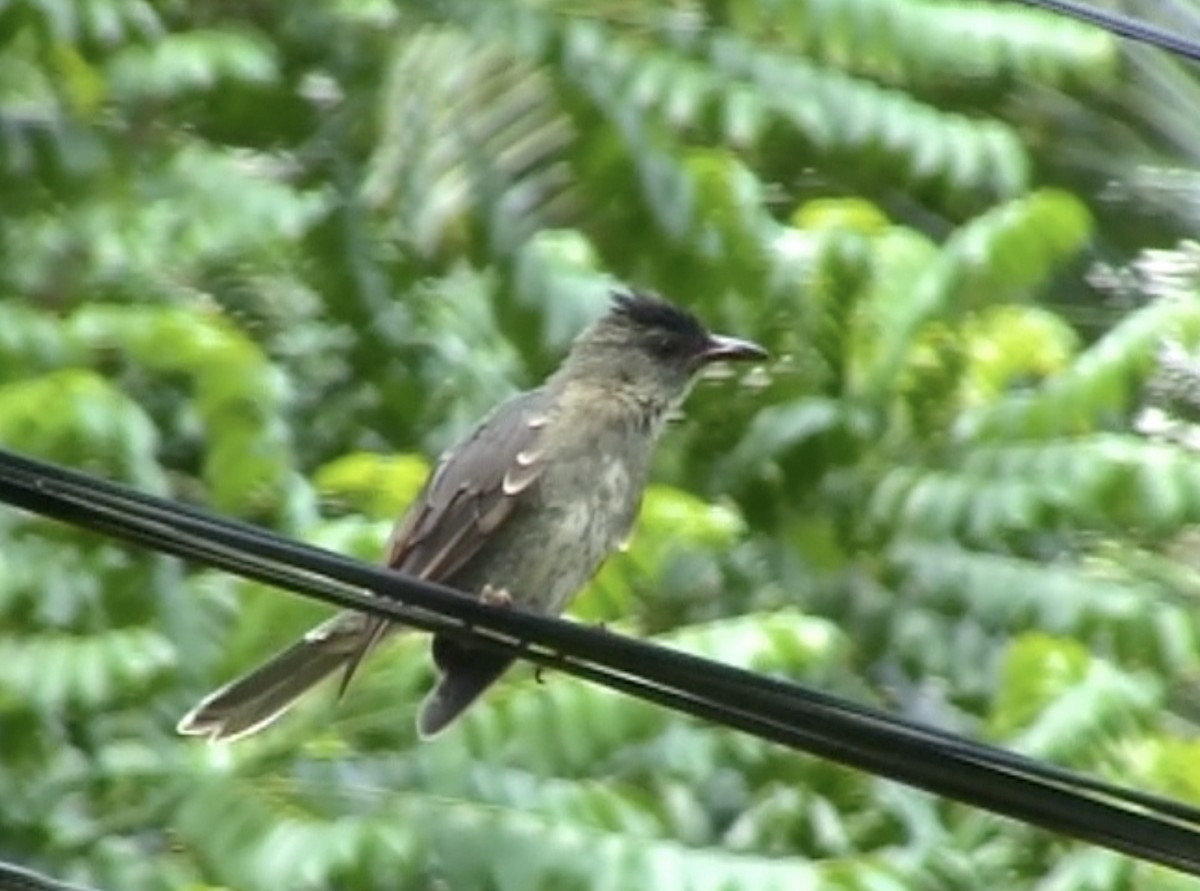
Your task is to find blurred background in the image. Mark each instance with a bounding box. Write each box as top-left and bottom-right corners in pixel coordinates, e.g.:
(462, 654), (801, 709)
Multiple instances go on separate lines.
(3, 0), (1200, 888)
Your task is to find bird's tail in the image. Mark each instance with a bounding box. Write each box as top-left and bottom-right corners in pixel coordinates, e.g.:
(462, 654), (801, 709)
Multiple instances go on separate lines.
(417, 637), (515, 738)
(177, 613), (390, 742)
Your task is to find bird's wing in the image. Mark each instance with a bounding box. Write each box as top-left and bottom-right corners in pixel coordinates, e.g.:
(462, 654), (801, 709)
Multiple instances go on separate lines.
(386, 387), (551, 579)
(336, 388), (552, 691)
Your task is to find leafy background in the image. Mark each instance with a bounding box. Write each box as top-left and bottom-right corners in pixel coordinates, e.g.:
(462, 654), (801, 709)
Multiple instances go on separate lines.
(3, 0), (1200, 888)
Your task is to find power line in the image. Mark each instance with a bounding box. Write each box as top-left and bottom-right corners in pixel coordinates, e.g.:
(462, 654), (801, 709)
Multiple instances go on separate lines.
(2, 447), (1200, 873)
(1008, 0), (1200, 63)
(0, 862), (97, 891)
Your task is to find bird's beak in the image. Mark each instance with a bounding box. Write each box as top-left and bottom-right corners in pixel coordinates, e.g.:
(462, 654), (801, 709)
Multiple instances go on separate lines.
(701, 334), (767, 364)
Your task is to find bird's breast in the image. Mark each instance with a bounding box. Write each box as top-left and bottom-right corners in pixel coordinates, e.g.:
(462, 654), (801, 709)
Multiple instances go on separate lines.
(457, 402), (658, 617)
(542, 451), (640, 553)
(518, 438), (649, 613)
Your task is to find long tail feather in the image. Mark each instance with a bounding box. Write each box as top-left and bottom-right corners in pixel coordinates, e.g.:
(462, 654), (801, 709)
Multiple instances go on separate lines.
(178, 614), (387, 741)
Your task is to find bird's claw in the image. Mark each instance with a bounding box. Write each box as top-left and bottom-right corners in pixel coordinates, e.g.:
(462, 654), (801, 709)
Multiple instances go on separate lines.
(480, 584), (513, 607)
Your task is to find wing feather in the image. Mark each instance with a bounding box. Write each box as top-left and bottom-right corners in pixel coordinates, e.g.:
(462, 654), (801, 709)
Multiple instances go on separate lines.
(337, 388), (552, 691)
(388, 388), (551, 578)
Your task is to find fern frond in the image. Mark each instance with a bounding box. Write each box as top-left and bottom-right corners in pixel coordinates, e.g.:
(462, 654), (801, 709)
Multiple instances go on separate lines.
(172, 766), (886, 890)
(553, 17), (1030, 203)
(0, 302), (299, 513)
(960, 296), (1200, 441)
(0, 628), (175, 710)
(707, 34), (1029, 199)
(733, 0), (1116, 88)
(885, 540), (1200, 673)
(864, 190), (1092, 400)
(105, 29), (279, 102)
(962, 435), (1200, 535)
(871, 434), (1200, 542)
(88, 144), (329, 283)
(89, 304), (291, 494)
(0, 369), (162, 485)
(3, 0), (164, 47)
(364, 25), (578, 258)
(991, 633), (1159, 766)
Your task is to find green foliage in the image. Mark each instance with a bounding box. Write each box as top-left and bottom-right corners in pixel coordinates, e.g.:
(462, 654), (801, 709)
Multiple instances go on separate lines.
(161, 613), (858, 891)
(991, 634), (1159, 764)
(0, 302), (298, 515)
(704, 32), (1031, 200)
(863, 189), (1093, 401)
(0, 627), (175, 711)
(729, 0), (1116, 86)
(0, 370), (161, 485)
(105, 30), (279, 103)
(0, 1), (1196, 890)
(964, 296), (1200, 440)
(584, 485), (747, 625)
(364, 24), (572, 259)
(314, 452), (431, 519)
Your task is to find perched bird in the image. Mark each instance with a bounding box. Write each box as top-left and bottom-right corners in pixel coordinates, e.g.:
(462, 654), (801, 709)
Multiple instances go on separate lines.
(177, 290), (766, 741)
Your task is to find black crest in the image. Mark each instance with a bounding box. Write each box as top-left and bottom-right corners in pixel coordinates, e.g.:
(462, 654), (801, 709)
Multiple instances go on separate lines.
(609, 290), (708, 347)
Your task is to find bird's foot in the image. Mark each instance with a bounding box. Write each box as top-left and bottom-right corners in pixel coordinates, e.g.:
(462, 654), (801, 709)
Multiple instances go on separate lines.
(480, 584), (513, 607)
(534, 666), (546, 685)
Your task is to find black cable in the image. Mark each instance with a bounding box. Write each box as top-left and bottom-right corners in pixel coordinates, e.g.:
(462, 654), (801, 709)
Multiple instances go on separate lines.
(0, 448), (1178, 804)
(7, 454), (1200, 863)
(1006, 0), (1200, 63)
(2, 450), (1200, 872)
(8, 447), (1198, 817)
(0, 862), (97, 891)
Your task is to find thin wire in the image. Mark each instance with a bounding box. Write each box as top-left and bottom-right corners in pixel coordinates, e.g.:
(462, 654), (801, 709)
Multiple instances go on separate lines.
(0, 862), (97, 891)
(1007, 0), (1200, 63)
(0, 449), (1177, 802)
(2, 449), (1200, 872)
(8, 447), (1196, 818)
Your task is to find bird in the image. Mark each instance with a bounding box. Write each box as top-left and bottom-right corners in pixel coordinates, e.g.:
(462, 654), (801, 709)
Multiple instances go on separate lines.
(177, 289), (766, 741)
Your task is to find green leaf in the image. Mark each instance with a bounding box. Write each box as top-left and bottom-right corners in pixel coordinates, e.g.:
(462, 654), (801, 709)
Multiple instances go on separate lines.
(106, 29), (278, 102)
(0, 368), (163, 488)
(991, 633), (1160, 765)
(0, 628), (176, 711)
(314, 453), (431, 519)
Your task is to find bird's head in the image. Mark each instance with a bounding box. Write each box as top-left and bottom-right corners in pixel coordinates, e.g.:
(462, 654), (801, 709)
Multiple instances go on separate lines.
(559, 290), (766, 405)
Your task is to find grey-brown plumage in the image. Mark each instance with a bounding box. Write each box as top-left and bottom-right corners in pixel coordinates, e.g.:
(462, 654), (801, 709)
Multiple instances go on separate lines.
(177, 290), (765, 741)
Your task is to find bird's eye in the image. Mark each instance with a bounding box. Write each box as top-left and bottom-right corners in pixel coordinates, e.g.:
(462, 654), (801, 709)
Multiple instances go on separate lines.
(649, 333), (684, 358)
